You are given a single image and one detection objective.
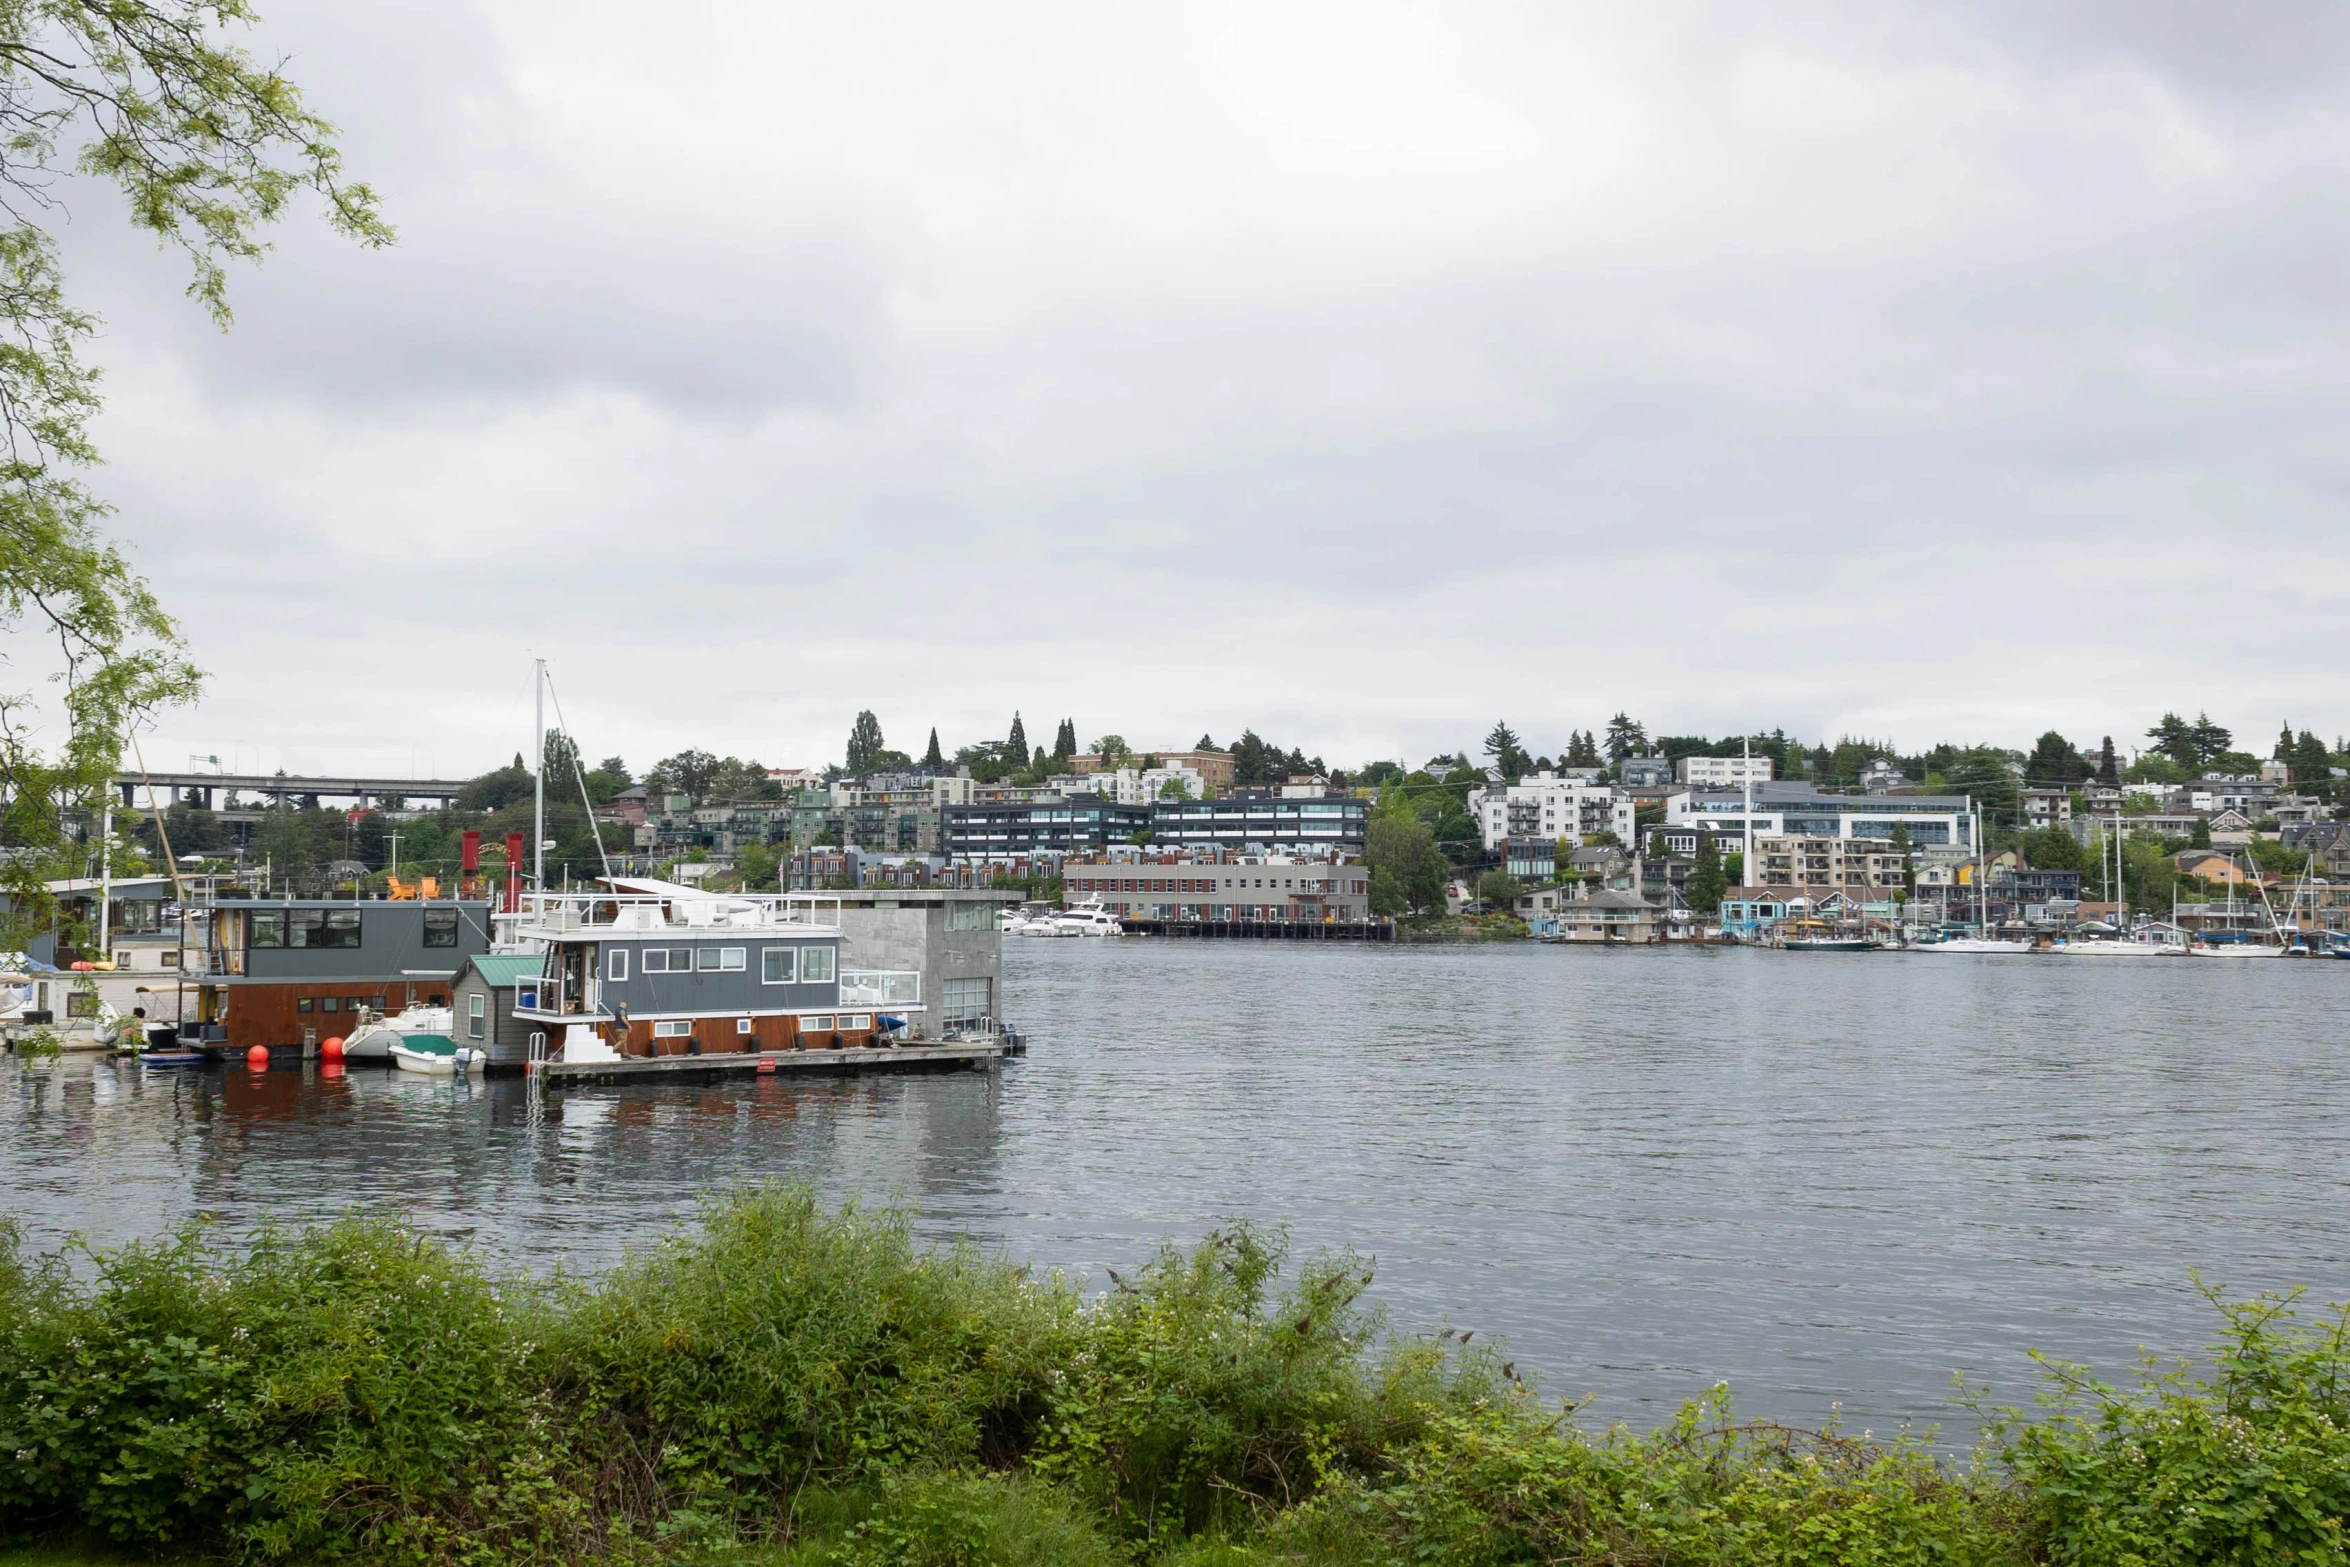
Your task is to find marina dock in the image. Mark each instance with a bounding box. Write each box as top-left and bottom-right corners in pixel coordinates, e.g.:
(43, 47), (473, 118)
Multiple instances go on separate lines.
(531, 1039), (1010, 1085)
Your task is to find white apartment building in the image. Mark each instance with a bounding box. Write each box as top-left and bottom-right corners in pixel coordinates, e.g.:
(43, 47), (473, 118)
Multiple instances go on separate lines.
(1047, 765), (1204, 805)
(1677, 754), (1776, 787)
(1469, 774), (1637, 852)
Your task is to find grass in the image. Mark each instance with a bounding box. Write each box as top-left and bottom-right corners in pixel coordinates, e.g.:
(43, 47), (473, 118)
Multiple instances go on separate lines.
(1, 1194), (2343, 1566)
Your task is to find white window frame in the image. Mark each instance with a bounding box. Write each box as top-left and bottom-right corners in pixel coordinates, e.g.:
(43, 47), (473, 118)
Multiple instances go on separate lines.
(607, 948), (628, 982)
(805, 1014), (835, 1030)
(841, 1014), (872, 1030)
(696, 946), (721, 971)
(762, 947), (797, 985)
(719, 947), (745, 971)
(800, 947), (835, 983)
(653, 1019), (691, 1038)
(467, 993), (486, 1040)
(735, 1017), (753, 1035)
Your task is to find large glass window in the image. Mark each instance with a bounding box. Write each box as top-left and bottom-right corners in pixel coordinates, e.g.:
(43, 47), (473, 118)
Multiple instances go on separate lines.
(422, 908), (459, 948)
(800, 947), (835, 984)
(323, 910), (361, 948)
(249, 908), (286, 948)
(941, 976), (990, 1024)
(287, 909), (325, 948)
(946, 900), (993, 931)
(762, 947), (797, 985)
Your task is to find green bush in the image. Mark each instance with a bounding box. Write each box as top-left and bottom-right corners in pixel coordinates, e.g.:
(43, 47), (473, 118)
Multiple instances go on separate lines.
(1984, 1280), (2350, 1566)
(1, 1201), (2345, 1567)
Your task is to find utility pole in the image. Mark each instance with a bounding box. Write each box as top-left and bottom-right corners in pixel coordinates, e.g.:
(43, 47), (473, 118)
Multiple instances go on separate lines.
(386, 830), (403, 879)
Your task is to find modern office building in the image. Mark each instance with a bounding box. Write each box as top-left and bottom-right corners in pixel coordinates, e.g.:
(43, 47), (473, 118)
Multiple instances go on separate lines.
(1147, 790), (1368, 853)
(942, 794), (1152, 857)
(1676, 754), (1777, 787)
(1668, 782), (1974, 849)
(1060, 857), (1370, 922)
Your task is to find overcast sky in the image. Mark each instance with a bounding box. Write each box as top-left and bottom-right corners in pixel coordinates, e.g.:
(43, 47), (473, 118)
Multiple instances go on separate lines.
(48, 1), (2350, 779)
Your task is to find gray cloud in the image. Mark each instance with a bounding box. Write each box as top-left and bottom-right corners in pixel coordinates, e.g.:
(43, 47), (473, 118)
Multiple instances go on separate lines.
(26, 0), (2348, 777)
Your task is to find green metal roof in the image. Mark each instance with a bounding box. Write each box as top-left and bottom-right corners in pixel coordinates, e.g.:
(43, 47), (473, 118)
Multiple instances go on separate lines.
(465, 954), (543, 988)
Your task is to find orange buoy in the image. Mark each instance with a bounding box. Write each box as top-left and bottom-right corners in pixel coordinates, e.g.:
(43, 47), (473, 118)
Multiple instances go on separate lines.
(320, 1036), (345, 1063)
(245, 1044), (270, 1070)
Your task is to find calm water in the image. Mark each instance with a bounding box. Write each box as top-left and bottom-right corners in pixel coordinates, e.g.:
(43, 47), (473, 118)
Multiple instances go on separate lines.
(5, 942), (2347, 1436)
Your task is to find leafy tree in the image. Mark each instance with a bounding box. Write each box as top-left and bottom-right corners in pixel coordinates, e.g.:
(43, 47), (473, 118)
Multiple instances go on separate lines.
(457, 754), (534, 812)
(584, 756), (631, 804)
(1474, 869), (1522, 912)
(647, 748), (721, 799)
(541, 729), (581, 788)
(845, 712), (886, 775)
(709, 757), (780, 801)
(1364, 790), (1448, 916)
(1005, 712), (1027, 761)
(1355, 760), (1403, 787)
(1943, 745), (2022, 821)
(0, 2), (385, 939)
(922, 728), (943, 768)
(1603, 713), (1647, 763)
(2025, 731), (2088, 787)
(2188, 712), (2232, 767)
(2020, 825), (2090, 874)
(2147, 713), (2198, 770)
(1685, 833), (1726, 913)
(1093, 733), (1130, 769)
(2096, 736), (2119, 786)
(734, 840), (781, 891)
(2291, 730), (2332, 787)
(1481, 720), (1529, 780)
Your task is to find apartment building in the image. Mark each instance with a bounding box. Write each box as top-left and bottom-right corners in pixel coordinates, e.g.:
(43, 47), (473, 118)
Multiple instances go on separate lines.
(1469, 775), (1636, 853)
(1677, 754), (1776, 787)
(1749, 835), (1911, 891)
(1070, 748), (1237, 792)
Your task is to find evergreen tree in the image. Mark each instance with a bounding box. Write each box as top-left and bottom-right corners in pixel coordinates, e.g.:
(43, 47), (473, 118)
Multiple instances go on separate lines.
(1890, 822), (1914, 896)
(2291, 730), (2332, 787)
(1686, 833), (1726, 913)
(1603, 713), (1648, 763)
(1055, 719), (1077, 760)
(2097, 736), (2120, 785)
(845, 712), (885, 775)
(2147, 712), (2198, 770)
(923, 728), (943, 768)
(1482, 720), (1529, 779)
(1194, 733), (1219, 751)
(2276, 723), (2297, 762)
(1006, 712), (1027, 760)
(2187, 712), (2232, 767)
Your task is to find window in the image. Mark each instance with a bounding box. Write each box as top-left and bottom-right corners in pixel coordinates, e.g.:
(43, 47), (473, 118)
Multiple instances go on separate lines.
(642, 948), (692, 973)
(423, 908), (459, 948)
(249, 908), (286, 948)
(653, 1019), (691, 1038)
(287, 909), (325, 948)
(804, 1014), (835, 1030)
(67, 990), (98, 1018)
(762, 947), (798, 984)
(841, 1014), (871, 1030)
(160, 950), (180, 968)
(607, 948), (628, 982)
(942, 976), (990, 1025)
(720, 947), (744, 971)
(297, 997), (315, 1013)
(323, 909), (361, 948)
(323, 997), (340, 1012)
(735, 1017), (753, 1035)
(467, 994), (486, 1040)
(694, 946), (743, 972)
(800, 947), (835, 983)
(946, 900), (993, 931)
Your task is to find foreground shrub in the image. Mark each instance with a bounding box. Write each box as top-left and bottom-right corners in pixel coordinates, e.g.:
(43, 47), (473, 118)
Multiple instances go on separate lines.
(1984, 1280), (2350, 1566)
(550, 1188), (1074, 1531)
(774, 1472), (1122, 1567)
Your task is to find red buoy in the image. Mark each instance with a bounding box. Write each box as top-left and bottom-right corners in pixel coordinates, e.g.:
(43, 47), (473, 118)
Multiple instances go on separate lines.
(320, 1036), (345, 1063)
(245, 1044), (270, 1070)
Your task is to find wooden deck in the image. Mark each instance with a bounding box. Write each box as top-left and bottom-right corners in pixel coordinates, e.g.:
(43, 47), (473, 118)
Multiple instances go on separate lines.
(531, 1041), (1005, 1085)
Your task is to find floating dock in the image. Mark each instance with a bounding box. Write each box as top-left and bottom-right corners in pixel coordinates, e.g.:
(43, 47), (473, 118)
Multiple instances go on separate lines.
(530, 1040), (1009, 1086)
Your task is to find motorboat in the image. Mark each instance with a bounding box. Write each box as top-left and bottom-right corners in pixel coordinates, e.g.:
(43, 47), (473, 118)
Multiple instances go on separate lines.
(2191, 942), (2283, 958)
(1052, 900), (1124, 938)
(389, 1034), (484, 1075)
(343, 1003), (453, 1060)
(2056, 938), (2184, 957)
(1911, 936), (2032, 954)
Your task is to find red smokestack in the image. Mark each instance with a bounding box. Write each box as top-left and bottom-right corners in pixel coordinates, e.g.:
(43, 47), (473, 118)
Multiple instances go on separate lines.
(460, 831), (481, 873)
(504, 832), (525, 913)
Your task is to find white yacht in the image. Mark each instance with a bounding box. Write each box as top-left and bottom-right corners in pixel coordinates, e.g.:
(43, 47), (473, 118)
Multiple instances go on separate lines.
(1052, 900), (1124, 938)
(1912, 936), (2032, 954)
(342, 1002), (454, 1060)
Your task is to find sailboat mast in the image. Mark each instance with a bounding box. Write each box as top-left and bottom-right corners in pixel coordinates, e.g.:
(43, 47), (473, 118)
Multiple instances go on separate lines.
(532, 657), (546, 909)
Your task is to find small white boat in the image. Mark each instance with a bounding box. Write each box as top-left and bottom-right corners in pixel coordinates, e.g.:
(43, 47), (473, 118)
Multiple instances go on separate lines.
(1052, 900), (1123, 937)
(343, 1003), (454, 1060)
(2057, 940), (2183, 957)
(1913, 937), (2032, 954)
(389, 1034), (485, 1074)
(2191, 942), (2283, 958)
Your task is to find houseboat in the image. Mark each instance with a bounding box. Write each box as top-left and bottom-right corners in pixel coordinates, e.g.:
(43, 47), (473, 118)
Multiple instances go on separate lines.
(179, 898), (494, 1058)
(510, 881), (919, 1064)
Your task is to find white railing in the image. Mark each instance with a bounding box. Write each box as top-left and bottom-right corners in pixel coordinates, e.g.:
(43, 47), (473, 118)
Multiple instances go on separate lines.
(839, 969), (922, 1006)
(510, 890), (842, 935)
